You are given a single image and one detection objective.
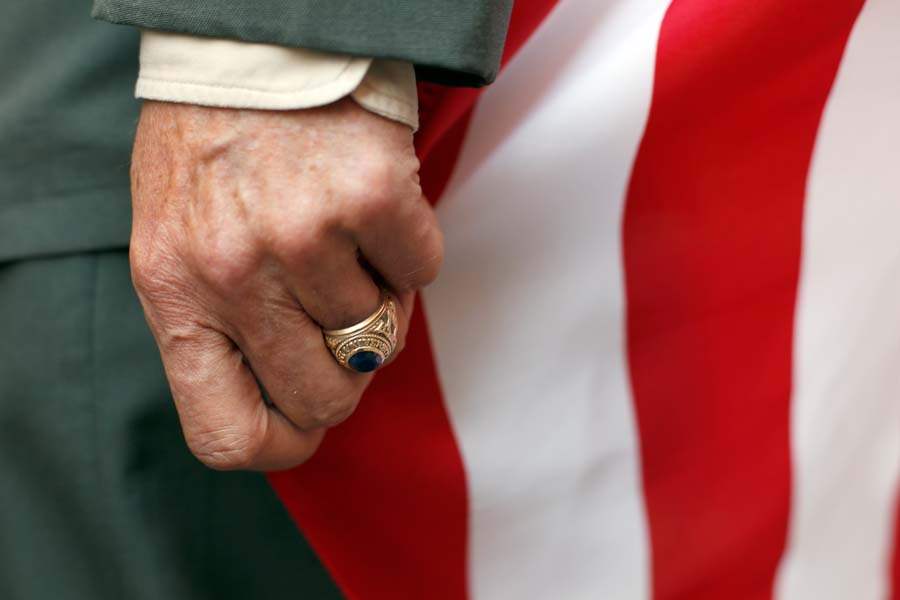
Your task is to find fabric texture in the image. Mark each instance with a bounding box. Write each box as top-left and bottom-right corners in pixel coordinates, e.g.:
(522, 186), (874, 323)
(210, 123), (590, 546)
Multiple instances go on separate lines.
(0, 1), (138, 262)
(0, 251), (343, 600)
(92, 0), (513, 87)
(137, 31), (419, 130)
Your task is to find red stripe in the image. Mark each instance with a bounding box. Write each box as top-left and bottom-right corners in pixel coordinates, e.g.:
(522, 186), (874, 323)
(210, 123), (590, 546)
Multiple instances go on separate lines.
(267, 2), (560, 598)
(417, 103), (476, 205)
(622, 1), (863, 598)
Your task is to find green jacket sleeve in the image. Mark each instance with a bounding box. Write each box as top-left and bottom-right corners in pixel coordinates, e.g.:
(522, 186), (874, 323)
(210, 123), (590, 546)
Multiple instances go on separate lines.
(91, 0), (513, 86)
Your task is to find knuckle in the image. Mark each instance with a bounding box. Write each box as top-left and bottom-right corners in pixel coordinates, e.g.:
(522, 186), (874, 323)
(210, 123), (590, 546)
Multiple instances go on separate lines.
(358, 156), (397, 197)
(400, 221), (445, 290)
(184, 423), (264, 471)
(130, 239), (160, 284)
(349, 157), (402, 215)
(268, 215), (336, 269)
(192, 236), (262, 293)
(303, 386), (361, 429)
(418, 229), (445, 285)
(129, 240), (182, 299)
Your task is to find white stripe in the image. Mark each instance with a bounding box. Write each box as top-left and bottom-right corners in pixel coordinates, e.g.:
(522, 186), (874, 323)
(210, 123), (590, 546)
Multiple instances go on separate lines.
(776, 1), (900, 597)
(422, 1), (668, 598)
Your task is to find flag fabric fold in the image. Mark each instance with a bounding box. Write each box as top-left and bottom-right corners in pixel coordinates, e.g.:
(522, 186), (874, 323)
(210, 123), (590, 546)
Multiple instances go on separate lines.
(269, 1), (900, 597)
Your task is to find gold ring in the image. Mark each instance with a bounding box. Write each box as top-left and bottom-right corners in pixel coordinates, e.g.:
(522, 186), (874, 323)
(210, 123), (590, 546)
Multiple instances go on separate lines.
(322, 293), (399, 373)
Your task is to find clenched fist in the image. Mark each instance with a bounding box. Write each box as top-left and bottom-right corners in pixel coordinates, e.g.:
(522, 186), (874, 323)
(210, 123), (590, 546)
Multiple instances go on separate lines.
(129, 98), (442, 471)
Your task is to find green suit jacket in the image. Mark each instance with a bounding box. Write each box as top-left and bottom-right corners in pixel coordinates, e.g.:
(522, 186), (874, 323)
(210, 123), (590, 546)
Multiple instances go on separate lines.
(0, 0), (512, 262)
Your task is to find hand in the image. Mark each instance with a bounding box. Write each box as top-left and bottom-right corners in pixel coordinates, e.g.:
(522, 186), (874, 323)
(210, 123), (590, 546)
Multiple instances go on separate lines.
(129, 98), (443, 471)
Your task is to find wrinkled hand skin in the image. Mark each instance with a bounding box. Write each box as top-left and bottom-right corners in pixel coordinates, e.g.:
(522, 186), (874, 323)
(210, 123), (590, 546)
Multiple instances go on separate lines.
(130, 98), (443, 471)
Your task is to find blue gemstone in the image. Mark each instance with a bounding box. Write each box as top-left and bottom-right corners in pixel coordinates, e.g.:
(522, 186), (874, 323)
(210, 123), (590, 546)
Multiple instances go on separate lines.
(348, 351), (383, 373)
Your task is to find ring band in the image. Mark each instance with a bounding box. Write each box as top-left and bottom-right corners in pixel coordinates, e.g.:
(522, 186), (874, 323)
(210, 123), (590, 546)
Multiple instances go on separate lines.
(322, 293), (399, 373)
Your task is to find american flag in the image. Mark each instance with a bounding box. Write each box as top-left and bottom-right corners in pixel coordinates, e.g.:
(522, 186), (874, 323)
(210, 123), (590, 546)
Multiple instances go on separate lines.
(270, 0), (900, 597)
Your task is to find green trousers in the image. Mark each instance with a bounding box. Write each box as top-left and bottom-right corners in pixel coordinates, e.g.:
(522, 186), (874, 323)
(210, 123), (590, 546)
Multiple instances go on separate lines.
(0, 251), (341, 599)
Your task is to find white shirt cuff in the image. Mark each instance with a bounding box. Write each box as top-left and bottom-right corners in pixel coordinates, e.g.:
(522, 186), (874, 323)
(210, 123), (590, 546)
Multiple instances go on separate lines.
(136, 30), (419, 130)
